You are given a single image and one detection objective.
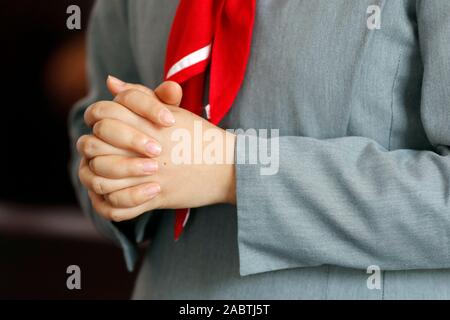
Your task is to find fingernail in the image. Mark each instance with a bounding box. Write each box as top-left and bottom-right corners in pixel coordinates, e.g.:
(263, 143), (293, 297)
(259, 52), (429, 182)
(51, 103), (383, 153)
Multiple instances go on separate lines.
(108, 75), (126, 87)
(145, 142), (162, 156)
(159, 108), (176, 125)
(142, 160), (158, 173)
(144, 184), (161, 198)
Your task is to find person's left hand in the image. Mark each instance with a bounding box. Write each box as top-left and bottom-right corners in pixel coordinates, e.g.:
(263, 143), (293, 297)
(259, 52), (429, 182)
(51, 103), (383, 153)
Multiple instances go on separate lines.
(86, 78), (237, 222)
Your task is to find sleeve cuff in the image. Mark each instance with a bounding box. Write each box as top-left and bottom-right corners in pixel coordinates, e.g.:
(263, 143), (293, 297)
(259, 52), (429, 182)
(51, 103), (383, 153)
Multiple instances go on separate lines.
(235, 134), (312, 276)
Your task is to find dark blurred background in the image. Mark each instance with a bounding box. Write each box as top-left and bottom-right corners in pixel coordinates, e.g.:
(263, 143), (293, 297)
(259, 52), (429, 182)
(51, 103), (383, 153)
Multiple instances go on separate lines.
(0, 0), (139, 299)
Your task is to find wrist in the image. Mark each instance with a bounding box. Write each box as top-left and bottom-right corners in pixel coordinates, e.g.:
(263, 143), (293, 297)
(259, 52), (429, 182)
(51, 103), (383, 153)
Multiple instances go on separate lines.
(222, 132), (237, 204)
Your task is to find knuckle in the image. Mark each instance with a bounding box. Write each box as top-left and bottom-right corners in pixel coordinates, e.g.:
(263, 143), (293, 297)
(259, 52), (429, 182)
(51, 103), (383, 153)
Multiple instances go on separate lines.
(109, 210), (124, 222)
(89, 158), (99, 173)
(84, 138), (96, 157)
(76, 135), (88, 153)
(93, 119), (108, 137)
(135, 84), (153, 95)
(85, 101), (107, 124)
(119, 89), (140, 106)
(106, 193), (120, 208)
(84, 105), (94, 125)
(91, 176), (107, 195)
(80, 136), (96, 157)
(90, 101), (109, 120)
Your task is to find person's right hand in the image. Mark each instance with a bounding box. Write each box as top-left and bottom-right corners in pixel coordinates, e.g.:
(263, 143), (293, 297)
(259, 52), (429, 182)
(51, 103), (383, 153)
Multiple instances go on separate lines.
(77, 76), (182, 220)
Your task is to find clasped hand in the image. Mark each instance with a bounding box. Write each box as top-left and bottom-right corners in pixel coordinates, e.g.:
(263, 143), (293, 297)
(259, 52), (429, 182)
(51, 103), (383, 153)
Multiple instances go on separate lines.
(77, 76), (236, 222)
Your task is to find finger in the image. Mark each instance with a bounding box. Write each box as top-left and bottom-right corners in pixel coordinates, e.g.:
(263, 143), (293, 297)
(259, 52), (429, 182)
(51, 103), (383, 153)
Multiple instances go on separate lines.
(108, 76), (182, 107)
(77, 135), (137, 160)
(93, 118), (161, 157)
(79, 158), (156, 195)
(88, 190), (161, 222)
(84, 100), (157, 136)
(89, 155), (158, 179)
(107, 75), (154, 96)
(105, 183), (161, 208)
(154, 81), (183, 107)
(114, 88), (176, 127)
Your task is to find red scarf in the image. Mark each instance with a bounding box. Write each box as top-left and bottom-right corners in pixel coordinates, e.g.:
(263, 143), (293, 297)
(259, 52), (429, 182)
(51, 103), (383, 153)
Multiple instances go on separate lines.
(165, 0), (256, 240)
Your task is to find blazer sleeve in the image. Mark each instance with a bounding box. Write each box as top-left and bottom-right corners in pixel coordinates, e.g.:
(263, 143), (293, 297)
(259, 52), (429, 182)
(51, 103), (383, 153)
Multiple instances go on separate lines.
(235, 0), (450, 276)
(68, 0), (158, 271)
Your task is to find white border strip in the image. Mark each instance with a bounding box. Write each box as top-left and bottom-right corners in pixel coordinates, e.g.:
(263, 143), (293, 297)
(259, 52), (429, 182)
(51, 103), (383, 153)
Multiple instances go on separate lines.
(205, 104), (211, 120)
(167, 44), (212, 79)
(182, 209), (191, 228)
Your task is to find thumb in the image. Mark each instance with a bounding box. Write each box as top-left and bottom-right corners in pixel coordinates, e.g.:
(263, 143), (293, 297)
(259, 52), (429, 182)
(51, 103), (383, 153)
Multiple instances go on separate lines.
(154, 81), (183, 107)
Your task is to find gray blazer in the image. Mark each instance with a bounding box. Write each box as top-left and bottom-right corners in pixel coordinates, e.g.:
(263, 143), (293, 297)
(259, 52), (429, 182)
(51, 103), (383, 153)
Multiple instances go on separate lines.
(70, 0), (450, 299)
